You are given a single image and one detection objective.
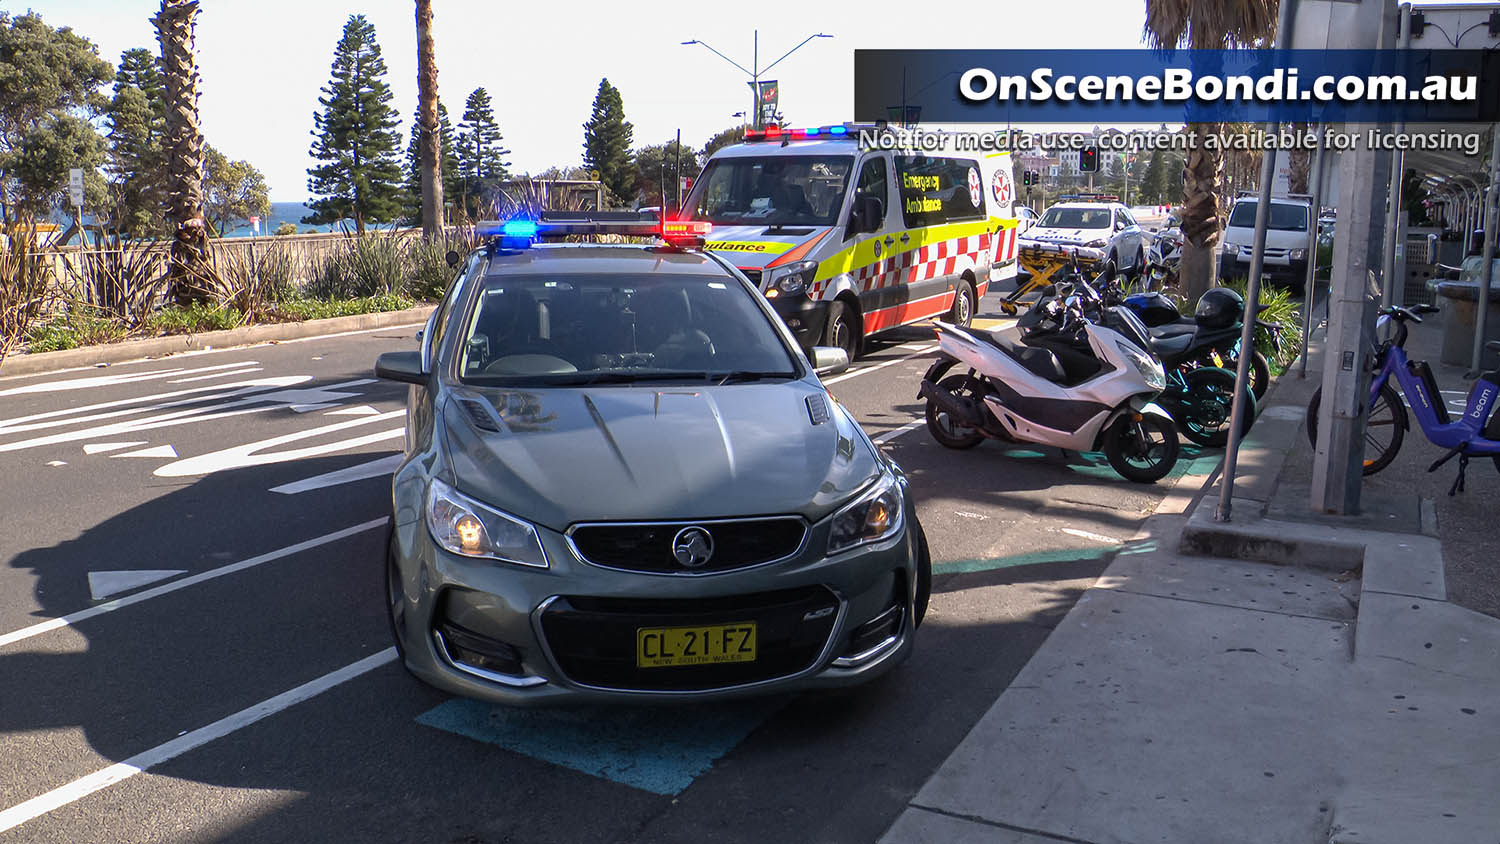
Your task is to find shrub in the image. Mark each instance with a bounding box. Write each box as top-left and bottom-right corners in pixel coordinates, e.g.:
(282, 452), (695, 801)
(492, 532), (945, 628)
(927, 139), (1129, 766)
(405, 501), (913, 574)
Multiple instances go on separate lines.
(305, 235), (407, 299)
(142, 302), (245, 335)
(25, 302), (130, 353)
(273, 293), (413, 321)
(1, 220), (54, 363)
(215, 241), (298, 319)
(1215, 278), (1304, 370)
(274, 222), (298, 236)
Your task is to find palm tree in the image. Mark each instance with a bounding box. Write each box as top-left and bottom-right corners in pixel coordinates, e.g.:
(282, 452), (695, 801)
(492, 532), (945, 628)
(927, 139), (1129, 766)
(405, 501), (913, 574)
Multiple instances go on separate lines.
(153, 0), (217, 305)
(1143, 0), (1278, 301)
(415, 0), (444, 239)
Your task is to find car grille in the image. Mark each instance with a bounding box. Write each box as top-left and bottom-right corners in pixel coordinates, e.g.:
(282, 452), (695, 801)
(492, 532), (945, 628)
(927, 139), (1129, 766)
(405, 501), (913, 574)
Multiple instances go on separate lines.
(739, 268), (763, 288)
(538, 586), (841, 692)
(568, 517), (807, 575)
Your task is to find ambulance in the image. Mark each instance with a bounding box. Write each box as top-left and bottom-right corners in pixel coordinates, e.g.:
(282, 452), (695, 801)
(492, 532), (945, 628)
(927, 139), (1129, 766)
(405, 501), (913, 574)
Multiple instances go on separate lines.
(681, 123), (1021, 359)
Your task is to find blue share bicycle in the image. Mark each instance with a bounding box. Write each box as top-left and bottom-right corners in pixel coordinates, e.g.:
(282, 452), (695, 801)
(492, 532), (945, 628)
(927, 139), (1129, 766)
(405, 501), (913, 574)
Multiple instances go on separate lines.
(1307, 304), (1500, 495)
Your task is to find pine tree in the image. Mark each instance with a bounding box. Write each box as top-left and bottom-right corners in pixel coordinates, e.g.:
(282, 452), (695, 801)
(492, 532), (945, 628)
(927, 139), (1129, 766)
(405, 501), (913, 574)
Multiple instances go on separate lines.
(455, 87), (509, 219)
(1140, 149), (1166, 205)
(403, 101), (458, 225)
(106, 48), (169, 236)
(304, 15), (404, 234)
(581, 78), (634, 204)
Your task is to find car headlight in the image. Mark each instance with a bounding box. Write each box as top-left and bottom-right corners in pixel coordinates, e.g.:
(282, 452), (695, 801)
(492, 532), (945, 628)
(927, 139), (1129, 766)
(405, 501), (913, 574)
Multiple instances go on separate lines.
(1085, 238), (1108, 248)
(827, 473), (904, 554)
(1116, 340), (1166, 392)
(1289, 248), (1307, 261)
(765, 260), (818, 298)
(1222, 240), (1237, 254)
(426, 478), (548, 567)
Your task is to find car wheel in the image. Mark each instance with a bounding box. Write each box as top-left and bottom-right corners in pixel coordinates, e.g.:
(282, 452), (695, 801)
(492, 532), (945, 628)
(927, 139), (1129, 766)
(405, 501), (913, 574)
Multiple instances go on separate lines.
(824, 300), (860, 361)
(384, 522), (409, 662)
(913, 520), (931, 627)
(949, 279), (976, 328)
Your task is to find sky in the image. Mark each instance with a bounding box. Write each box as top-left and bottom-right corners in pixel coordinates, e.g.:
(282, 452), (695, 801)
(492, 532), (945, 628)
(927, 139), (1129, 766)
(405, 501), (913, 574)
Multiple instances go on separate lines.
(18, 0), (1155, 201)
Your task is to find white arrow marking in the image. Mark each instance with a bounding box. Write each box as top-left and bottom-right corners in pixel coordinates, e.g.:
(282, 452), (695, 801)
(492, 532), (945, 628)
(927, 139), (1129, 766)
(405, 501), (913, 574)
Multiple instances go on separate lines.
(113, 445), (178, 459)
(290, 403), (337, 413)
(83, 441), (148, 455)
(326, 405), (379, 416)
(88, 570), (187, 601)
(154, 409), (406, 477)
(270, 454), (404, 495)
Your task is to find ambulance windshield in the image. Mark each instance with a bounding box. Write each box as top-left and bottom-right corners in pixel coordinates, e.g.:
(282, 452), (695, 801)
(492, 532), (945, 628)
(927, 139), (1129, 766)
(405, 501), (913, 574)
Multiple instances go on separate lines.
(686, 155), (853, 227)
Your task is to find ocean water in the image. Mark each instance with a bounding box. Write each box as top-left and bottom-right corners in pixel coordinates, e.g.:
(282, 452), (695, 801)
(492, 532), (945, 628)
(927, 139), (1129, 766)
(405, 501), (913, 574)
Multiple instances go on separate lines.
(220, 201), (342, 237)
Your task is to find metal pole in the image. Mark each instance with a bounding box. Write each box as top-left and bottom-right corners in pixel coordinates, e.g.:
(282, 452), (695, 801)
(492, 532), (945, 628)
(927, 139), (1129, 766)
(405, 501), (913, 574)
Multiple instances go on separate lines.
(1470, 125), (1500, 374)
(1299, 124), (1328, 377)
(1380, 4), (1413, 308)
(673, 128), (683, 212)
(1218, 0), (1297, 522)
(752, 30), (759, 129)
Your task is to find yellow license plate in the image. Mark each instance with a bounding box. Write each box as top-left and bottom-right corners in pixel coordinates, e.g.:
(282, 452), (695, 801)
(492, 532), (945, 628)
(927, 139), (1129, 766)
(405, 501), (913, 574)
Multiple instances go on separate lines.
(636, 622), (757, 668)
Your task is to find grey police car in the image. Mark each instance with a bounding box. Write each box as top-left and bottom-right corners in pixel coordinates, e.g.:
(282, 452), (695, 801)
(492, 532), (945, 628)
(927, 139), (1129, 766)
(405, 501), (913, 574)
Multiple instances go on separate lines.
(375, 214), (930, 704)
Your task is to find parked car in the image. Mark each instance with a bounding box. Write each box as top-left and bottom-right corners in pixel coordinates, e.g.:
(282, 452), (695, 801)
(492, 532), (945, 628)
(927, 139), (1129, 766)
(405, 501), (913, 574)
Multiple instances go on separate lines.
(1019, 201), (1149, 277)
(1218, 196), (1314, 295)
(375, 214), (931, 705)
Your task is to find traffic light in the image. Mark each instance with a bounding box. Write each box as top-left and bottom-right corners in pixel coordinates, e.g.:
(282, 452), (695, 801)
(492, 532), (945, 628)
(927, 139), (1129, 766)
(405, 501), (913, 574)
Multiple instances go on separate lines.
(1022, 170), (1033, 187)
(1079, 147), (1099, 173)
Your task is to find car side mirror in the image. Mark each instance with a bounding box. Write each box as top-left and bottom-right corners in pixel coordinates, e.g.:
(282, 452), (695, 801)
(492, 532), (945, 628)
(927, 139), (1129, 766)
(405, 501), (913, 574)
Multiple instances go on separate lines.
(445, 250), (462, 268)
(811, 346), (850, 376)
(375, 350), (428, 385)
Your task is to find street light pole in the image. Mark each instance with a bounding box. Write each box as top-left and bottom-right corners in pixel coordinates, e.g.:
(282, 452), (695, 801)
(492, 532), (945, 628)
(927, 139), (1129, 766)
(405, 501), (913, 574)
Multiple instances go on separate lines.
(682, 31), (831, 130)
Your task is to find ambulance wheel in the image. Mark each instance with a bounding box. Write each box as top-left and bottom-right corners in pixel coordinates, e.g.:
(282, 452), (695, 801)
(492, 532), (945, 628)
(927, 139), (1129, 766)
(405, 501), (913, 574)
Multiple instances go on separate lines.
(949, 279), (976, 328)
(824, 300), (860, 361)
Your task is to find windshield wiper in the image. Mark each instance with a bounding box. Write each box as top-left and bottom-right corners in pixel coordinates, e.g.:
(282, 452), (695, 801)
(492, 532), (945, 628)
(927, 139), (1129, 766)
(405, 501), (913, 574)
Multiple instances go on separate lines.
(714, 371), (795, 385)
(555, 371), (713, 385)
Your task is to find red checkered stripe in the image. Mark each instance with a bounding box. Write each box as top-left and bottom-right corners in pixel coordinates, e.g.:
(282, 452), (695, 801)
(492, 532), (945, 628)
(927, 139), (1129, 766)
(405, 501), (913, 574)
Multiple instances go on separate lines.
(992, 227), (1018, 262)
(809, 232), (991, 300)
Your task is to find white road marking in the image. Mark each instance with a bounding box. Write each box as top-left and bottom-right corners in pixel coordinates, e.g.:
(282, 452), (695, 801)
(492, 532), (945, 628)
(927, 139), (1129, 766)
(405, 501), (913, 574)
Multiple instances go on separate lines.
(326, 405), (379, 416)
(290, 403), (337, 413)
(872, 419), (926, 445)
(0, 648), (397, 834)
(0, 320), (425, 384)
(87, 570), (187, 601)
(112, 445), (178, 459)
(82, 441), (147, 455)
(168, 367), (262, 383)
(0, 519), (388, 649)
(954, 511), (989, 520)
(45, 461), (66, 467)
(0, 377), (309, 436)
(1058, 527), (1123, 544)
(0, 362), (258, 396)
(270, 454), (404, 495)
(823, 344), (938, 386)
(154, 410), (406, 478)
(0, 379), (375, 452)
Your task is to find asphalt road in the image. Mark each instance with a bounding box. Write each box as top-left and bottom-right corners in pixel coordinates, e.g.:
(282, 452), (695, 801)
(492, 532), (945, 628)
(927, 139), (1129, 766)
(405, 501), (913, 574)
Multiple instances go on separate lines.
(0, 292), (1190, 844)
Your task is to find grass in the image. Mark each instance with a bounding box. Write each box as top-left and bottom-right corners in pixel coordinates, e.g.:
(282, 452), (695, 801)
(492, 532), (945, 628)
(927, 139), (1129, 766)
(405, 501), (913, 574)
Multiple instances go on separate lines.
(26, 306), (131, 353)
(142, 302), (246, 335)
(271, 293), (415, 321)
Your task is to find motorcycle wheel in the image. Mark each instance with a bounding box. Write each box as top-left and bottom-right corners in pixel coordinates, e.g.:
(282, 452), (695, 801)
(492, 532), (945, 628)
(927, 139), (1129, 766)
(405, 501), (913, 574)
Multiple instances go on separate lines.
(924, 373), (987, 449)
(1178, 367), (1255, 448)
(1306, 383), (1406, 475)
(1104, 413), (1180, 483)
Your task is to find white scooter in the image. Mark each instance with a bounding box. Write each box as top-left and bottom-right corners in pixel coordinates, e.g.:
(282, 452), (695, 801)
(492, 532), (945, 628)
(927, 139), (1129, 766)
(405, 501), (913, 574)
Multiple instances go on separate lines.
(918, 295), (1181, 483)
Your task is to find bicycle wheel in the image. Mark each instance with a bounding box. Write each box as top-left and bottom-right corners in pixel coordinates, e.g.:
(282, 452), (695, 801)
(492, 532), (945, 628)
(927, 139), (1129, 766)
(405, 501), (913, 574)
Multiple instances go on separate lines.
(1305, 382), (1406, 475)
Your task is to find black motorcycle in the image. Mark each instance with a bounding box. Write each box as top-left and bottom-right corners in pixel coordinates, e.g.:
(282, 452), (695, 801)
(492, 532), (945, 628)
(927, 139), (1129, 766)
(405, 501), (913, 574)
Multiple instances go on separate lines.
(1122, 289), (1274, 400)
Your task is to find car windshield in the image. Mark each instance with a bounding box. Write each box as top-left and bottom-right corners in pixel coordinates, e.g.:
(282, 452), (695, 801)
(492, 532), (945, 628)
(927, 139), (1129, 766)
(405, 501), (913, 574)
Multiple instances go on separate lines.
(456, 272), (799, 385)
(685, 155), (853, 227)
(1037, 207), (1111, 229)
(1228, 202), (1308, 231)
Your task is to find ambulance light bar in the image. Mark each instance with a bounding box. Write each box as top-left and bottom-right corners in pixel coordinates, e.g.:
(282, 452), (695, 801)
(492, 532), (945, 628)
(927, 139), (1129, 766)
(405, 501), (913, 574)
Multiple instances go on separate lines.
(742, 123), (882, 143)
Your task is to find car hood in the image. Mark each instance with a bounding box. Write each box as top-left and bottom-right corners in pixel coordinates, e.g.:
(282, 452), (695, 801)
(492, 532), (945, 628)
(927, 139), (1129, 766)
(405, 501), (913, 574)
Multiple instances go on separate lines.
(1021, 226), (1111, 245)
(700, 225), (830, 274)
(440, 381), (881, 532)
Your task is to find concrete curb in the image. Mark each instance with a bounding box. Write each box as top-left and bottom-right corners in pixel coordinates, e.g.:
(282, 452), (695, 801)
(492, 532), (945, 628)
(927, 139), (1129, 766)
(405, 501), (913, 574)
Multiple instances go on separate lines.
(0, 305), (435, 379)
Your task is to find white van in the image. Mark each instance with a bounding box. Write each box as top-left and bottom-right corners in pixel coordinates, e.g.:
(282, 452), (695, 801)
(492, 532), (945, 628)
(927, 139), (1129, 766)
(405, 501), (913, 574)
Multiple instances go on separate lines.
(681, 124), (1020, 359)
(1218, 195), (1313, 295)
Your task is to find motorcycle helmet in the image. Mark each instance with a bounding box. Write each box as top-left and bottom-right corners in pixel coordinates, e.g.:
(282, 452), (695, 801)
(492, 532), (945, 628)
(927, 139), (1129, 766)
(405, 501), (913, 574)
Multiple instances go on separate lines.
(1195, 287), (1244, 330)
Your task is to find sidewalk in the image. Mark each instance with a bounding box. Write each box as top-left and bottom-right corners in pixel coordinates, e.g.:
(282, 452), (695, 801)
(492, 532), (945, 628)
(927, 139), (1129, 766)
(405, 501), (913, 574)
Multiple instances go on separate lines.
(881, 325), (1500, 843)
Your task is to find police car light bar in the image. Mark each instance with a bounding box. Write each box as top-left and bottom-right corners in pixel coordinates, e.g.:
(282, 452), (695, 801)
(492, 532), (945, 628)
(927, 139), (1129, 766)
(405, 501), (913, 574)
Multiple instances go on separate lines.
(475, 214), (711, 246)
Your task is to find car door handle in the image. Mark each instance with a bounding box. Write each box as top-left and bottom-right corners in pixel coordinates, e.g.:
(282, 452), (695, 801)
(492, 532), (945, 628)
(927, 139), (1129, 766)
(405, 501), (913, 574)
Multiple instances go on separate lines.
(899, 233), (910, 244)
(883, 237), (895, 246)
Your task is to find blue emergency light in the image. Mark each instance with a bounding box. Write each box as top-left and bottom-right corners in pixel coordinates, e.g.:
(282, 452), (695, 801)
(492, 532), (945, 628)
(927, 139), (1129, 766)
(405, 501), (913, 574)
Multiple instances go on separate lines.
(476, 213), (711, 250)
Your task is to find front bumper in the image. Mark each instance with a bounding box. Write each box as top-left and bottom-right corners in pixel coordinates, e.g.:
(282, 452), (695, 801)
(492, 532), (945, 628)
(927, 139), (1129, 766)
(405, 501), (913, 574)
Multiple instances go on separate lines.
(389, 500), (919, 705)
(1220, 252), (1308, 280)
(767, 293), (829, 354)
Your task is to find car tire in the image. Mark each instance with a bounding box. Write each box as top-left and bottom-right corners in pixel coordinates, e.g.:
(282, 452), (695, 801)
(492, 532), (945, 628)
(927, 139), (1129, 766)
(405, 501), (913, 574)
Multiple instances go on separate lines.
(949, 279), (976, 328)
(913, 520), (931, 627)
(824, 300), (860, 361)
(384, 522), (409, 663)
